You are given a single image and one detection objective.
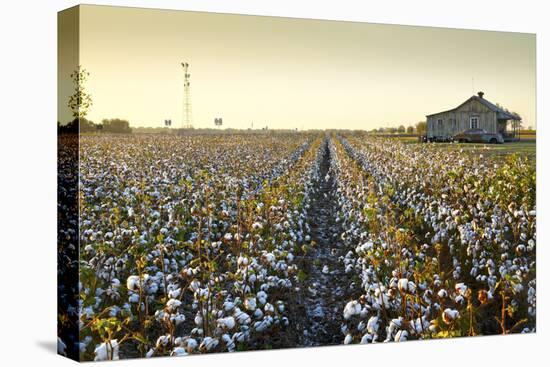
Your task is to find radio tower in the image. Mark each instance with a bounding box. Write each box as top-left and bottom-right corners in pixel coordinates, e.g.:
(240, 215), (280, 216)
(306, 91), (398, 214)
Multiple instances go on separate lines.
(181, 62), (193, 129)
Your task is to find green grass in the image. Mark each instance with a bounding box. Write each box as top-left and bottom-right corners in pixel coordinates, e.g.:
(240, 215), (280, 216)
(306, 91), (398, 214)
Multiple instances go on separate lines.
(387, 135), (536, 158)
(428, 141), (536, 158)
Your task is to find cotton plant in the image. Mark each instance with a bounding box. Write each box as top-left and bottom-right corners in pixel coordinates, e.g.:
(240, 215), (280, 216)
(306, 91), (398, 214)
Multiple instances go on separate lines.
(77, 133), (326, 359)
(333, 134), (535, 343)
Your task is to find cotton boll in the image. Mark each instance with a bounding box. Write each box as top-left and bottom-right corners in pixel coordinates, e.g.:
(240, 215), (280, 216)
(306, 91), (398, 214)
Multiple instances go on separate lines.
(57, 338), (67, 356)
(344, 334), (353, 344)
(94, 340), (119, 361)
(245, 297), (257, 311)
(166, 298), (182, 312)
(264, 303), (275, 313)
(129, 293), (139, 303)
(256, 291), (268, 305)
(199, 337), (219, 352)
(366, 316), (379, 334)
(397, 278), (409, 292)
(237, 256), (248, 266)
(172, 313), (186, 326)
(168, 288), (181, 299)
(185, 338), (198, 352)
(343, 300), (361, 320)
(442, 308), (459, 324)
(254, 308), (264, 319)
(395, 330), (408, 342)
(455, 283), (468, 296)
(217, 316), (236, 330)
(195, 314), (203, 326)
(126, 275), (140, 291)
(234, 309), (251, 325)
(171, 347), (187, 356)
(156, 335), (171, 348)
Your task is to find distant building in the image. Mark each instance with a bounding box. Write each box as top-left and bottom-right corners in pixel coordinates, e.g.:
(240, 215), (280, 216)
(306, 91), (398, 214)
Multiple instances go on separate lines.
(426, 92), (521, 141)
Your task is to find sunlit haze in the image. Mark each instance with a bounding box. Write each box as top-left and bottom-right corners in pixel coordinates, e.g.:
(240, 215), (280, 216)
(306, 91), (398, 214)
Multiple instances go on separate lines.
(58, 5), (536, 130)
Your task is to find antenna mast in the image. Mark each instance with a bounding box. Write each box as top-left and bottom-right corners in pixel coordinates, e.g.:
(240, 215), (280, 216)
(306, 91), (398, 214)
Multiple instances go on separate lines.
(181, 62), (193, 129)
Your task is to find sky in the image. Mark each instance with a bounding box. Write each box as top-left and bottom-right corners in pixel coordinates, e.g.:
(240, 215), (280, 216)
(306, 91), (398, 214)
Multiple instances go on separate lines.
(58, 5), (536, 130)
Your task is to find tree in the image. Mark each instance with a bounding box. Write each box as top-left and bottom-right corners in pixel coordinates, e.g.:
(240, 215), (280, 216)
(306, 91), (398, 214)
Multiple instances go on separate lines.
(101, 119), (132, 134)
(406, 126), (414, 134)
(416, 121), (427, 135)
(397, 125), (406, 133)
(68, 66), (93, 119)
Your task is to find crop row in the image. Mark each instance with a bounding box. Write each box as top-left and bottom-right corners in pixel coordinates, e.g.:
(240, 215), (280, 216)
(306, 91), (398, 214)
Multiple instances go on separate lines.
(330, 135), (535, 343)
(77, 134), (322, 360)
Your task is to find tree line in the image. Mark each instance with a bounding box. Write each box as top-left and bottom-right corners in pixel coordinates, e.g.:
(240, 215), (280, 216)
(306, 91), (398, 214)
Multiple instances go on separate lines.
(369, 121), (427, 135)
(58, 118), (132, 134)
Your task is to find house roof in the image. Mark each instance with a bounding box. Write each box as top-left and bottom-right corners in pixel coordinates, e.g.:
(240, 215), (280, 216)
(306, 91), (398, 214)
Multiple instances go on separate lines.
(426, 95), (521, 120)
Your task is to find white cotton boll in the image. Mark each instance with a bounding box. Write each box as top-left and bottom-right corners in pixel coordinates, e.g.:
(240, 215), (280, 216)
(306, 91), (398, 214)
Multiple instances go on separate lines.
(129, 293), (139, 303)
(168, 288), (181, 299)
(237, 256), (248, 266)
(360, 333), (372, 344)
(443, 308), (459, 324)
(234, 309), (251, 325)
(344, 334), (353, 344)
(367, 316), (379, 334)
(57, 338), (67, 355)
(455, 283), (468, 296)
(186, 338), (198, 352)
(195, 314), (203, 326)
(257, 291), (268, 305)
(172, 313), (186, 326)
(254, 308), (264, 319)
(245, 297), (257, 311)
(224, 301), (235, 312)
(199, 337), (219, 352)
(264, 303), (275, 313)
(395, 330), (408, 342)
(127, 275), (140, 291)
(166, 299), (182, 312)
(224, 233), (233, 241)
(171, 347), (187, 356)
(343, 300), (362, 320)
(252, 222), (263, 230)
(156, 335), (171, 348)
(322, 265), (329, 274)
(94, 340), (119, 361)
(437, 289), (447, 298)
(397, 278), (409, 292)
(145, 348), (155, 358)
(217, 316), (236, 330)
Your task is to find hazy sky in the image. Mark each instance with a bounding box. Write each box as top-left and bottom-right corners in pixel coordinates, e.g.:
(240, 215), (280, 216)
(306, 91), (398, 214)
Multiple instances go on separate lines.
(58, 5), (536, 130)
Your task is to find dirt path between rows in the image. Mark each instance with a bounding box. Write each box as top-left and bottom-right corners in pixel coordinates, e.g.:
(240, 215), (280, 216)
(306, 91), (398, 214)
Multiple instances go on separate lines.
(297, 137), (350, 347)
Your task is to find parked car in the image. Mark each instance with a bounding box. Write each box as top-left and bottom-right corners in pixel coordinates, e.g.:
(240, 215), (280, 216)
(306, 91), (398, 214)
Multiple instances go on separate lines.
(453, 129), (504, 144)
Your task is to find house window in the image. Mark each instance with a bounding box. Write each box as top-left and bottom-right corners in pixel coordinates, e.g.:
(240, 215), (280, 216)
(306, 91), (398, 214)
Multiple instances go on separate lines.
(470, 116), (479, 129)
(450, 118), (457, 129)
(437, 119), (443, 127)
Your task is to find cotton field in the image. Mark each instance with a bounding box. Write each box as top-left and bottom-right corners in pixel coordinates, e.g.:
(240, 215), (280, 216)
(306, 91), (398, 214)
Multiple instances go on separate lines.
(60, 132), (535, 361)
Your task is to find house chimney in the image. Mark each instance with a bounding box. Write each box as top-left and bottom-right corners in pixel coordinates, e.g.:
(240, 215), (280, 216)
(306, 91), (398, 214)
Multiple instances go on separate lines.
(477, 91), (484, 98)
